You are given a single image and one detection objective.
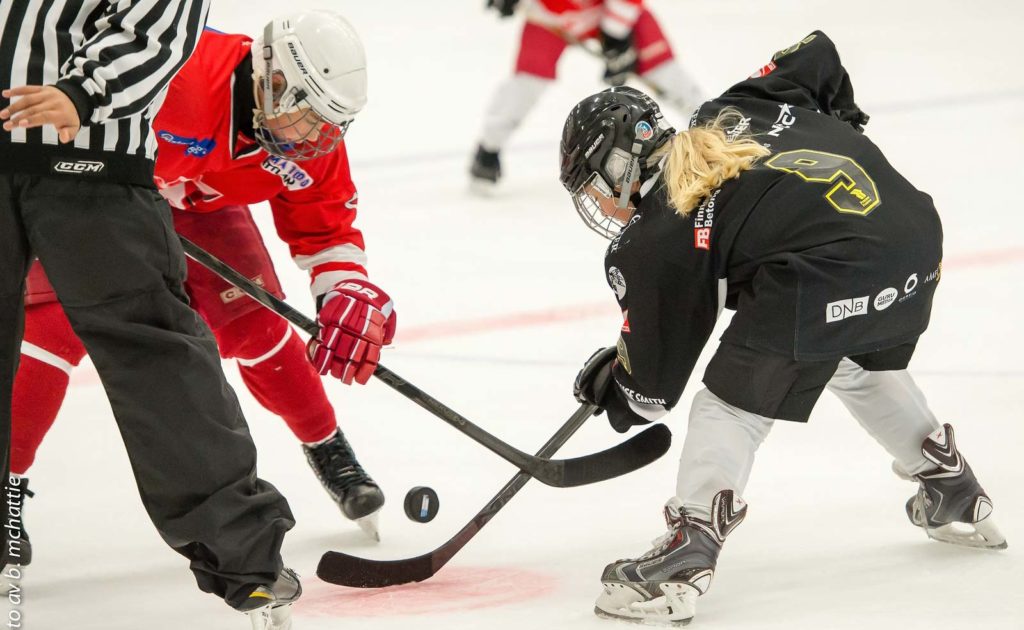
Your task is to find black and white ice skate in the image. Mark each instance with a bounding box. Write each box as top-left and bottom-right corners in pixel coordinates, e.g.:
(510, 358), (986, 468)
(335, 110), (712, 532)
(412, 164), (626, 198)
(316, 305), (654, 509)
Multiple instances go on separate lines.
(303, 428), (385, 542)
(237, 567), (301, 630)
(469, 144), (501, 192)
(594, 490), (747, 626)
(902, 424), (1006, 550)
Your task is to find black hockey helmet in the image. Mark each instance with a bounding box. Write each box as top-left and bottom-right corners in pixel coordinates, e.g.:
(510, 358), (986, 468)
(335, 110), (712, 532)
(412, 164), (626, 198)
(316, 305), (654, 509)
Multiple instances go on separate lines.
(559, 86), (675, 239)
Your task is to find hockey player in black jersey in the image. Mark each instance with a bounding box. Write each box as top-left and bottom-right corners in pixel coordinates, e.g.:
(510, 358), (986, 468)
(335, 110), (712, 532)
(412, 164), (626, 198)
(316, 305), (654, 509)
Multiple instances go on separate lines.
(560, 31), (1006, 625)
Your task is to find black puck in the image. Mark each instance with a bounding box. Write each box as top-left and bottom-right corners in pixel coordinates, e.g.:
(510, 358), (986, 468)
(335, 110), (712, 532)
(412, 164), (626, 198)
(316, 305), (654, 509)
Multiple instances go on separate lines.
(404, 486), (439, 523)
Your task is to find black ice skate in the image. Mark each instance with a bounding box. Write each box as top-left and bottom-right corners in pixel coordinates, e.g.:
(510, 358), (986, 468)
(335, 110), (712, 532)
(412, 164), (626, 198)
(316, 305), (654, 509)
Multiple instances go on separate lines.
(595, 490), (747, 626)
(469, 144), (501, 192)
(303, 428), (385, 541)
(237, 567), (301, 630)
(902, 424), (1006, 550)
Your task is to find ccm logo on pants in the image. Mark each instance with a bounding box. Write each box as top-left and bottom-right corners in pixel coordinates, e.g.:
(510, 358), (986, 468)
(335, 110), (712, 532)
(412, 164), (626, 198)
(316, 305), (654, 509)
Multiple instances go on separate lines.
(826, 296), (869, 323)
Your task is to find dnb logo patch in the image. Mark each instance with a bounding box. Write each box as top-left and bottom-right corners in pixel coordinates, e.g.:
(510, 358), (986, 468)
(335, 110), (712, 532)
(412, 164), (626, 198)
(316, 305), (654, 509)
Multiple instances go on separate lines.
(635, 120), (654, 141)
(157, 130), (216, 157)
(826, 296), (869, 323)
(608, 266), (627, 300)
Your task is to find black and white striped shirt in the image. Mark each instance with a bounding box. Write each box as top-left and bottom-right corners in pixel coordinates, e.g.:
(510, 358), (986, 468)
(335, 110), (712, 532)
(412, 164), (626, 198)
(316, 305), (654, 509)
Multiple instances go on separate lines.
(0, 0), (209, 186)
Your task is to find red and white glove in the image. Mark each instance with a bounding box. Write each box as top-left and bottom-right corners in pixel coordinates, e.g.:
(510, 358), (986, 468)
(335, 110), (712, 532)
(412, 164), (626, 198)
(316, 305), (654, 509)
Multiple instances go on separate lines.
(308, 279), (396, 385)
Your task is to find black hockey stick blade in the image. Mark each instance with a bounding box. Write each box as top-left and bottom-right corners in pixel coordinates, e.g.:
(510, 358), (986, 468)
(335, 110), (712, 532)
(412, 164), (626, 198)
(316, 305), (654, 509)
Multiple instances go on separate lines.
(318, 402), (597, 587)
(557, 422), (671, 487)
(180, 236), (671, 487)
(317, 414), (673, 587)
(316, 426), (672, 587)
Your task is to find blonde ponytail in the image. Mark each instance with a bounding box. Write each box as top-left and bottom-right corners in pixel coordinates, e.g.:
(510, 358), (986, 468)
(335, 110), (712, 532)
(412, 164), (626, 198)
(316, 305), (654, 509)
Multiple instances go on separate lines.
(656, 109), (770, 216)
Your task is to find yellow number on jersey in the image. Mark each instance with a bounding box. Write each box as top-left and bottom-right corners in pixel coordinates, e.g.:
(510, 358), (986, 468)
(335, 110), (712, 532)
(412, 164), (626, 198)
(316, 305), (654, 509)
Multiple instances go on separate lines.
(766, 149), (881, 215)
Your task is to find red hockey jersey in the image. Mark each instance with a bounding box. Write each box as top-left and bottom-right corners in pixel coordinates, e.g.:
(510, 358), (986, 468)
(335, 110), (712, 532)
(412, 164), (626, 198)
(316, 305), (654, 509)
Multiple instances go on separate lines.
(152, 29), (367, 298)
(526, 0), (644, 39)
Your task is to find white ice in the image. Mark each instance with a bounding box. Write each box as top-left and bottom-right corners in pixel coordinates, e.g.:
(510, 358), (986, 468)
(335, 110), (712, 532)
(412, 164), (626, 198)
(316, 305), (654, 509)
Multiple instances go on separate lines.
(11, 1), (1024, 628)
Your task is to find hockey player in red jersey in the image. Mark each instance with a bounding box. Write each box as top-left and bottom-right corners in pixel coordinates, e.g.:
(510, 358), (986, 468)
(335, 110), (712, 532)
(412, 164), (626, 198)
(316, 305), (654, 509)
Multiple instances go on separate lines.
(11, 10), (392, 571)
(470, 0), (705, 188)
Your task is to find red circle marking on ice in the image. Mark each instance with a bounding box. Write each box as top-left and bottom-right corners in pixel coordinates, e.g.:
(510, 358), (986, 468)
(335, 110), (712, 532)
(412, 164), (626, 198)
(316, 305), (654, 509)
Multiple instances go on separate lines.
(297, 566), (558, 618)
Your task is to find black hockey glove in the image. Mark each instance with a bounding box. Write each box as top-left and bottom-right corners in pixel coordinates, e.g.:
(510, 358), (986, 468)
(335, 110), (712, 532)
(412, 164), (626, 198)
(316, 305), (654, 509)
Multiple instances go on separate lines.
(574, 346), (618, 414)
(486, 0), (520, 18)
(574, 346), (653, 433)
(600, 30), (638, 87)
(833, 106), (870, 132)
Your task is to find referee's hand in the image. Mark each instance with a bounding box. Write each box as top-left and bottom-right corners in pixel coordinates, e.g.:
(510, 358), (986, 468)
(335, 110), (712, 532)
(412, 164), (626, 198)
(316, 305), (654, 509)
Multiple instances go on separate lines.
(1, 85), (80, 143)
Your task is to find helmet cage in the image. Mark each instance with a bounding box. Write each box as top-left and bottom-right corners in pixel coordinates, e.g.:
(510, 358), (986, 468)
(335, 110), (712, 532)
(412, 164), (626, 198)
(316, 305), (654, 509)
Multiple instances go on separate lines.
(570, 146), (642, 240)
(571, 171), (627, 240)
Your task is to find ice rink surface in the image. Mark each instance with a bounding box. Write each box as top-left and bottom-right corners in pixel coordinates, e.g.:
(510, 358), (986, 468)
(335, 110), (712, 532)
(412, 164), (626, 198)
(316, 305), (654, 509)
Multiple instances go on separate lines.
(11, 1), (1024, 628)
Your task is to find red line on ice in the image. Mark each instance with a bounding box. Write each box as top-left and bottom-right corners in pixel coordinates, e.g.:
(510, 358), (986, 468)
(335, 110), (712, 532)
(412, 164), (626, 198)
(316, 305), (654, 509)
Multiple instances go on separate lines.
(296, 566), (558, 617)
(66, 245), (1024, 387)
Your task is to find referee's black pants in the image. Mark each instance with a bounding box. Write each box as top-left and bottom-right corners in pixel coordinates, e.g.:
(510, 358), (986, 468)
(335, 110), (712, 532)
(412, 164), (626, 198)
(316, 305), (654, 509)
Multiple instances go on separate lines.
(0, 174), (294, 607)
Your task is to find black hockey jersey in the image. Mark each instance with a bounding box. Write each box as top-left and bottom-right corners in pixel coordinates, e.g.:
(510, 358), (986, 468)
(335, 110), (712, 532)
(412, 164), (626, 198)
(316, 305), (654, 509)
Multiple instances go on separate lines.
(604, 31), (943, 421)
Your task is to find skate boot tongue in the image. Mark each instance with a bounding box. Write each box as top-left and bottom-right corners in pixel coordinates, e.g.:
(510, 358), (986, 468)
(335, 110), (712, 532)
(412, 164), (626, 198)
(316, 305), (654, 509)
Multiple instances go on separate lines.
(642, 498), (687, 555)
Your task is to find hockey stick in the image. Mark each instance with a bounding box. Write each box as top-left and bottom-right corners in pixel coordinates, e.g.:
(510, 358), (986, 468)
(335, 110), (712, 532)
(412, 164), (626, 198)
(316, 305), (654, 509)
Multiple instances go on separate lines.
(317, 400), (597, 587)
(179, 236), (671, 488)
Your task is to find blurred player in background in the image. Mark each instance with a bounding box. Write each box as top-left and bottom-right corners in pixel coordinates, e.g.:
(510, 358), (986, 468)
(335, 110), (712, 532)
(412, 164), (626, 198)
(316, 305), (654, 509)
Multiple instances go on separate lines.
(10, 9), (394, 576)
(470, 0), (705, 189)
(561, 32), (1006, 626)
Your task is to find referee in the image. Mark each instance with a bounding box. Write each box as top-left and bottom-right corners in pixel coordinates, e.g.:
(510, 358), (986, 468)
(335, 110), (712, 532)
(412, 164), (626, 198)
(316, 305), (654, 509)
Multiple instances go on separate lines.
(0, 0), (296, 615)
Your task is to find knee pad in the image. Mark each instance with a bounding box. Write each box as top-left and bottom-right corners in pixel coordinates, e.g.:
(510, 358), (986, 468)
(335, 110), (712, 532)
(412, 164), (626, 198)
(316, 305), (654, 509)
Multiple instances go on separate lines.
(212, 308), (291, 363)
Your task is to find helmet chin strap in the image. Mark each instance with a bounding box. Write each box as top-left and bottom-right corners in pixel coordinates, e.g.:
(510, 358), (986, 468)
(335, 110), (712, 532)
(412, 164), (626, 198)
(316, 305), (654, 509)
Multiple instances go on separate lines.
(260, 23), (275, 120)
(616, 155), (640, 211)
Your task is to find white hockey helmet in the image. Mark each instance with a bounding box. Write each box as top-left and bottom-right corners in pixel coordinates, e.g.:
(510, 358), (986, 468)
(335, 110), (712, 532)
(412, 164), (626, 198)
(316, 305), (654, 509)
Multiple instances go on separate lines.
(251, 10), (368, 160)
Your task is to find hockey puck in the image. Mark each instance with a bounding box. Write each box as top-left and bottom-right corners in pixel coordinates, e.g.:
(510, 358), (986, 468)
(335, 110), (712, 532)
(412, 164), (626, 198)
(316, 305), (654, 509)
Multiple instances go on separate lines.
(404, 486), (439, 523)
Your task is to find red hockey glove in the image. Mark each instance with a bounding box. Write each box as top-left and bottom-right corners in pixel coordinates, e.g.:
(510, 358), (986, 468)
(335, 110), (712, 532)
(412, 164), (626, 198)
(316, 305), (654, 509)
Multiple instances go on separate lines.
(308, 279), (396, 385)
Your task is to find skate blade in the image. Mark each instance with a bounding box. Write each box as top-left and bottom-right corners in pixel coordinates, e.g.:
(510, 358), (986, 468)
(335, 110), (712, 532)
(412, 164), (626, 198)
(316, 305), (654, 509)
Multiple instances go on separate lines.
(247, 603), (294, 630)
(595, 582), (696, 626)
(925, 518), (1008, 550)
(356, 512), (381, 543)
